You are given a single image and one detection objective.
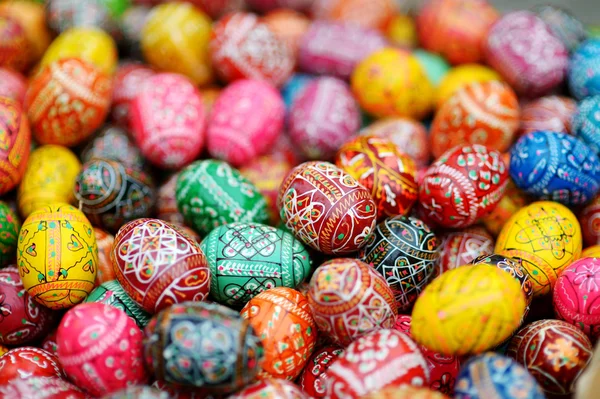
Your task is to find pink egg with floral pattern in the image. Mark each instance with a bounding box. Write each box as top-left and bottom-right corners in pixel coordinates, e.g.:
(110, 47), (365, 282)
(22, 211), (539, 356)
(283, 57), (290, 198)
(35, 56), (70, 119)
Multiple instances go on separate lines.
(111, 62), (155, 128)
(207, 79), (285, 167)
(435, 226), (495, 278)
(56, 303), (148, 397)
(0, 68), (26, 104)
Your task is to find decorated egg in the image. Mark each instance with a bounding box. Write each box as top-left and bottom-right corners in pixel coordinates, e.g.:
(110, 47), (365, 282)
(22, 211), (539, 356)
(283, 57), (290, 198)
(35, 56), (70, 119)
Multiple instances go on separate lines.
(229, 378), (309, 399)
(411, 265), (526, 356)
(81, 125), (145, 170)
(307, 258), (397, 346)
(413, 50), (450, 86)
(436, 64), (502, 108)
(363, 386), (449, 399)
(111, 62), (155, 128)
(176, 160), (269, 236)
(41, 329), (58, 355)
(278, 161), (377, 254)
(201, 222), (311, 307)
(580, 194), (600, 246)
(419, 144), (508, 229)
(417, 0), (498, 65)
(0, 68), (26, 104)
(0, 377), (87, 399)
(0, 202), (19, 266)
(569, 39), (600, 100)
(507, 319), (593, 395)
(17, 204), (97, 309)
(436, 226), (494, 278)
(326, 329), (429, 398)
(298, 345), (344, 398)
(573, 96), (600, 154)
(74, 159), (156, 233)
(0, 1), (51, 65)
(85, 280), (151, 328)
(430, 81), (520, 158)
(25, 58), (112, 147)
(157, 173), (184, 225)
(47, 0), (128, 38)
(112, 219), (209, 313)
(582, 245), (600, 258)
(0, 347), (63, 384)
(352, 48), (434, 119)
(481, 178), (530, 236)
(263, 9), (310, 58)
(144, 302), (264, 393)
(519, 95), (577, 136)
(359, 216), (439, 311)
(207, 79), (284, 167)
(0, 96), (30, 196)
(534, 5), (587, 52)
(0, 15), (29, 71)
(311, 0), (394, 31)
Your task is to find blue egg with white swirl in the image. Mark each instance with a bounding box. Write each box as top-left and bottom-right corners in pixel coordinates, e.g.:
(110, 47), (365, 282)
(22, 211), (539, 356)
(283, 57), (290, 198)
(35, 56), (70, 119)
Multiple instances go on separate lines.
(510, 131), (600, 205)
(569, 39), (600, 100)
(454, 352), (545, 399)
(572, 96), (600, 154)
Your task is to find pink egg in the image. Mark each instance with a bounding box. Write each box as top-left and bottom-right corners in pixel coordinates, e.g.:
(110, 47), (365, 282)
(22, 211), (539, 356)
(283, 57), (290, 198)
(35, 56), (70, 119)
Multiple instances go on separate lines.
(289, 77), (360, 160)
(0, 68), (26, 104)
(207, 79), (285, 167)
(56, 303), (148, 397)
(111, 62), (155, 128)
(130, 73), (206, 170)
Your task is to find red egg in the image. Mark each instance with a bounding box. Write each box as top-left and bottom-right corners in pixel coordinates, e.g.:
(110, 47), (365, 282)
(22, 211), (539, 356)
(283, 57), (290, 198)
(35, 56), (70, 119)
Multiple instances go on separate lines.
(0, 96), (30, 195)
(579, 194), (600, 247)
(0, 347), (63, 384)
(0, 377), (87, 399)
(111, 62), (155, 128)
(519, 95), (577, 137)
(435, 226), (495, 278)
(229, 378), (310, 399)
(0, 15), (29, 71)
(299, 345), (345, 399)
(0, 68), (26, 104)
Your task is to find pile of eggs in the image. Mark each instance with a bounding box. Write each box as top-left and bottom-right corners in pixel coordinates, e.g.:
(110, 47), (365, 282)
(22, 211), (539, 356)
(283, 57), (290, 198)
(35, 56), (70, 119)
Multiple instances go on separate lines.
(0, 0), (599, 398)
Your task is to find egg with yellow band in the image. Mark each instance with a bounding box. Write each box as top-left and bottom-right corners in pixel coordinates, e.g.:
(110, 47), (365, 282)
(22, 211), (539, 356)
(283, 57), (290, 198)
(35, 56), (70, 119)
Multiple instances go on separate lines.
(436, 63), (502, 108)
(495, 201), (582, 297)
(17, 203), (97, 310)
(411, 264), (526, 356)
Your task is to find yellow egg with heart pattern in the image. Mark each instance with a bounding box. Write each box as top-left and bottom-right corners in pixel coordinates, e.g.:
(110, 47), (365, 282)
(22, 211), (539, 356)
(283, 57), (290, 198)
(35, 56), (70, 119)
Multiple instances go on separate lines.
(17, 203), (97, 309)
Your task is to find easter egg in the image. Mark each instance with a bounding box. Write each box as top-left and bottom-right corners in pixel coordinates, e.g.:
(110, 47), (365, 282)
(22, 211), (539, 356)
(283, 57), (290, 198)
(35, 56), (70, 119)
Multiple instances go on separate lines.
(436, 226), (494, 278)
(0, 15), (29, 71)
(47, 0), (128, 39)
(419, 144), (508, 229)
(326, 329), (429, 399)
(289, 77), (360, 160)
(411, 265), (527, 356)
(278, 161), (377, 255)
(485, 11), (568, 97)
(0, 377), (87, 399)
(0, 266), (55, 345)
(0, 347), (63, 384)
(111, 62), (155, 128)
(311, 0), (394, 31)
(74, 159), (156, 233)
(25, 58), (112, 147)
(298, 345), (344, 399)
(359, 216), (439, 311)
(85, 280), (151, 328)
(0, 97), (30, 196)
(495, 201), (582, 296)
(81, 125), (145, 170)
(507, 319), (593, 395)
(569, 39), (600, 100)
(481, 178), (530, 237)
(157, 173), (184, 225)
(0, 202), (19, 266)
(363, 386), (449, 399)
(518, 95), (577, 136)
(336, 136), (418, 219)
(436, 64), (502, 108)
(144, 302), (264, 393)
(0, 1), (51, 65)
(229, 378), (309, 399)
(207, 79), (284, 167)
(57, 303), (147, 397)
(580, 194), (600, 246)
(176, 160), (269, 236)
(0, 68), (26, 104)
(297, 21), (387, 79)
(141, 2), (212, 86)
(430, 81), (520, 158)
(201, 222), (311, 307)
(534, 5), (587, 52)
(307, 258), (397, 346)
(210, 12), (293, 87)
(573, 96), (600, 154)
(413, 50), (450, 86)
(17, 204), (97, 309)
(454, 352), (545, 399)
(112, 219), (209, 313)
(130, 73), (206, 170)
(263, 9), (310, 58)
(17, 145), (80, 218)
(352, 48), (434, 119)
(416, 0), (499, 65)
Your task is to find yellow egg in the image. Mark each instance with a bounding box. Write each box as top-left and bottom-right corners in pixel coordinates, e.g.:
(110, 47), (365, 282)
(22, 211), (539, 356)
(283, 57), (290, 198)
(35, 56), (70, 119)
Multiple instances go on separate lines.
(41, 27), (117, 75)
(411, 264), (526, 356)
(582, 245), (600, 258)
(385, 13), (417, 48)
(351, 47), (434, 119)
(18, 145), (81, 218)
(495, 201), (582, 297)
(17, 203), (98, 309)
(436, 64), (502, 108)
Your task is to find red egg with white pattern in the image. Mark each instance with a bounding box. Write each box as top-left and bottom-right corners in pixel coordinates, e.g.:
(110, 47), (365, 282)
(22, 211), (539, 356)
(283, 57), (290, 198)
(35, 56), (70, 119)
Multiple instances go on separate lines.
(0, 347), (64, 384)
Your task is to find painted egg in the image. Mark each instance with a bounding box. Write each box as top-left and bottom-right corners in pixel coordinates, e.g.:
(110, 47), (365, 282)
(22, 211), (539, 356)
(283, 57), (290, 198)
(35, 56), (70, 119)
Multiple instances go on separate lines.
(336, 136), (418, 219)
(210, 12), (293, 87)
(0, 1), (50, 66)
(435, 226), (494, 278)
(57, 303), (147, 397)
(419, 144), (508, 229)
(298, 345), (344, 398)
(413, 50), (450, 86)
(0, 15), (29, 71)
(201, 222), (311, 307)
(25, 58), (112, 147)
(430, 81), (519, 158)
(481, 178), (530, 237)
(0, 347), (63, 384)
(289, 77), (360, 160)
(359, 216), (439, 311)
(411, 265), (526, 356)
(569, 39), (600, 100)
(363, 386), (449, 399)
(0, 377), (87, 399)
(436, 64), (502, 108)
(229, 378), (309, 399)
(0, 266), (54, 346)
(485, 11), (568, 96)
(519, 95), (577, 136)
(74, 159), (156, 233)
(176, 160), (269, 236)
(144, 302), (264, 393)
(311, 0), (394, 31)
(326, 329), (429, 398)
(47, 0), (128, 38)
(495, 201), (582, 296)
(157, 173), (184, 225)
(0, 68), (26, 104)
(0, 96), (30, 196)
(111, 62), (155, 128)
(352, 48), (434, 119)
(534, 5), (587, 52)
(307, 258), (397, 346)
(507, 319), (593, 395)
(41, 329), (58, 355)
(81, 125), (145, 170)
(417, 0), (498, 65)
(141, 2), (212, 86)
(454, 352), (545, 399)
(573, 96), (600, 155)
(85, 280), (151, 328)
(580, 194), (600, 246)
(102, 385), (168, 399)
(241, 288), (317, 380)
(297, 21), (387, 79)
(278, 161), (377, 254)
(207, 79), (284, 167)
(281, 73), (315, 110)
(112, 219), (209, 313)
(17, 204), (97, 309)
(264, 13), (309, 60)
(582, 245), (600, 258)
(0, 202), (19, 266)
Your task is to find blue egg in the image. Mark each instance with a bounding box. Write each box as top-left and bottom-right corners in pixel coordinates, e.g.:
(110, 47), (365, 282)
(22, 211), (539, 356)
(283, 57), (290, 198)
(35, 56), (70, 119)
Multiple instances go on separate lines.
(569, 39), (600, 100)
(454, 353), (545, 399)
(281, 73), (315, 109)
(573, 96), (600, 154)
(510, 131), (600, 205)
